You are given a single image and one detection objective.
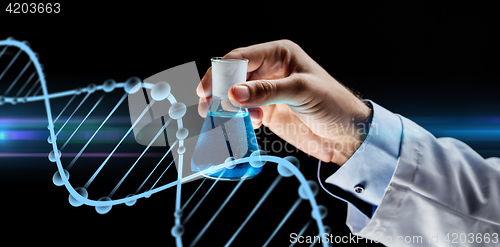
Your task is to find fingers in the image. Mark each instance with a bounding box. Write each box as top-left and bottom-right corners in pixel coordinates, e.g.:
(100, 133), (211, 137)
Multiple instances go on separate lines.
(228, 74), (309, 108)
(198, 96), (211, 118)
(248, 107), (263, 129)
(196, 42), (273, 98)
(197, 67), (212, 98)
(198, 95), (264, 129)
(224, 39), (300, 80)
(197, 39), (301, 102)
(223, 45), (267, 74)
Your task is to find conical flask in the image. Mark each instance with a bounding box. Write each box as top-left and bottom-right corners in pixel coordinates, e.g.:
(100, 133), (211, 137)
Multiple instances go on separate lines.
(191, 57), (262, 180)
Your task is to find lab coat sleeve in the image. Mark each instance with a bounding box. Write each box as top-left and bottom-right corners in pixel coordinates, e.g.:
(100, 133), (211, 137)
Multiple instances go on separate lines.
(355, 114), (500, 246)
(321, 100), (402, 222)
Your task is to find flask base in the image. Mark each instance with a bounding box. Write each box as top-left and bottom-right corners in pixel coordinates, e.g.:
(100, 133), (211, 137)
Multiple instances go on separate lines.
(201, 165), (262, 181)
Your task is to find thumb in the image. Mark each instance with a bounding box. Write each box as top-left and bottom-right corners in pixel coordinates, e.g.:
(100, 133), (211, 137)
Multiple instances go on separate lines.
(228, 74), (307, 107)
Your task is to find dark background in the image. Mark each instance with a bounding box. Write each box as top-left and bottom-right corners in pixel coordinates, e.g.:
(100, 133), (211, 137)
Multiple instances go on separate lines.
(0, 2), (499, 246)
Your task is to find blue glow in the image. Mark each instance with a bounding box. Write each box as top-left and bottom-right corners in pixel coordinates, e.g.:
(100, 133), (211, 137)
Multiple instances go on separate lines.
(409, 116), (500, 141)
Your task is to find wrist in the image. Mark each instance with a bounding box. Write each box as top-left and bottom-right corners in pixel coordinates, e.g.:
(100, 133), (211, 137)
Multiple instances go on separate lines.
(332, 101), (373, 166)
(354, 100), (374, 142)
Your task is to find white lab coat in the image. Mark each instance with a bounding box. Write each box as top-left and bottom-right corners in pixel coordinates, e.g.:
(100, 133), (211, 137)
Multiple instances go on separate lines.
(347, 115), (500, 246)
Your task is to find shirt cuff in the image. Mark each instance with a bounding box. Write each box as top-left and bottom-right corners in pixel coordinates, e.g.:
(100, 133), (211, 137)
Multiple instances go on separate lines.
(322, 100), (403, 207)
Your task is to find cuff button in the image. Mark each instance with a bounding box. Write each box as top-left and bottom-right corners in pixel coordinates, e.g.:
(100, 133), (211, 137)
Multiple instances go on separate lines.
(354, 184), (364, 194)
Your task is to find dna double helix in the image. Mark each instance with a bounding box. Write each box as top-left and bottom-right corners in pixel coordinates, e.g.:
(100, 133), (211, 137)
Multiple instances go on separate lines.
(0, 38), (331, 247)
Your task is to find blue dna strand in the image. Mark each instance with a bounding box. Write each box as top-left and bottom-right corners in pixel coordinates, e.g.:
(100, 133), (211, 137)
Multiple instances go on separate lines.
(0, 38), (331, 247)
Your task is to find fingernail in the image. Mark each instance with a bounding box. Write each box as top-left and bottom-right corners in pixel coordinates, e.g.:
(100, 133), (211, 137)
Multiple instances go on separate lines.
(232, 85), (250, 102)
(249, 108), (261, 120)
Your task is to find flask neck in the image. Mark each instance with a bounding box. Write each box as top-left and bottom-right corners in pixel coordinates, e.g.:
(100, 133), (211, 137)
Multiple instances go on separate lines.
(211, 58), (248, 98)
(208, 96), (248, 117)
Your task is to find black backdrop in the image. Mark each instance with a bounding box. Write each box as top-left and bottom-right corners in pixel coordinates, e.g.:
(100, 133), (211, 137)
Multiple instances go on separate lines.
(1, 2), (499, 246)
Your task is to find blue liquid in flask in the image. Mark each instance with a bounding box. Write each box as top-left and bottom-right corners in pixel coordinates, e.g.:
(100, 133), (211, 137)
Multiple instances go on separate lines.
(191, 109), (262, 181)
